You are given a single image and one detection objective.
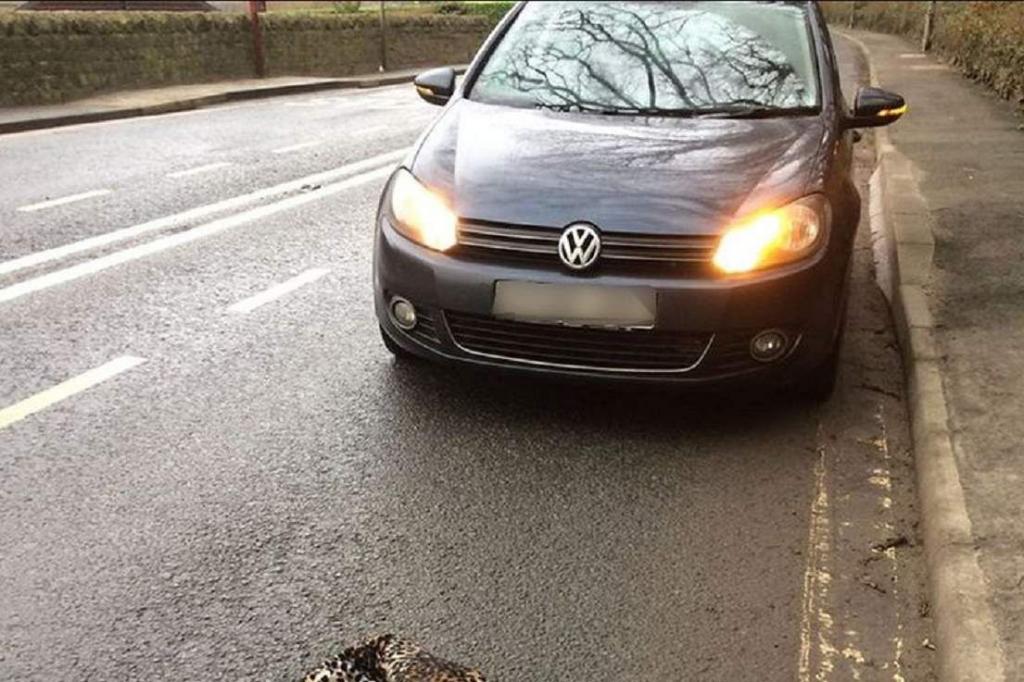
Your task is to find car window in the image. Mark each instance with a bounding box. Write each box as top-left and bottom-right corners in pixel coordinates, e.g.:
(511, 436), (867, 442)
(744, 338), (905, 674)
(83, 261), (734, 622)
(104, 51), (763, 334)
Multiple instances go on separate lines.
(469, 0), (820, 115)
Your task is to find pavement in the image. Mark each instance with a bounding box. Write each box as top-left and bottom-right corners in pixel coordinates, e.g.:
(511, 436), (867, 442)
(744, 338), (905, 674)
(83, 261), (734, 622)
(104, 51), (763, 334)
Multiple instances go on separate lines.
(0, 68), (463, 135)
(0, 45), (935, 681)
(842, 29), (1024, 681)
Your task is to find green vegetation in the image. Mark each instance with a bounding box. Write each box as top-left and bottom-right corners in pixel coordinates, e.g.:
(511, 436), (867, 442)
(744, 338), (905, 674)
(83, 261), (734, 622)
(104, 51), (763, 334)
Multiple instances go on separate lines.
(331, 1), (362, 13)
(272, 1), (514, 24)
(436, 1), (469, 13)
(446, 1), (515, 25)
(822, 1), (1024, 113)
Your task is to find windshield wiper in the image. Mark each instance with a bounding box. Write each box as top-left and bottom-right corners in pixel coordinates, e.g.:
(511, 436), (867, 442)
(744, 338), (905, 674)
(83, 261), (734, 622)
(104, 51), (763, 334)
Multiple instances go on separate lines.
(534, 102), (818, 119)
(695, 104), (819, 119)
(590, 106), (704, 117)
(534, 102), (587, 113)
(535, 103), (704, 117)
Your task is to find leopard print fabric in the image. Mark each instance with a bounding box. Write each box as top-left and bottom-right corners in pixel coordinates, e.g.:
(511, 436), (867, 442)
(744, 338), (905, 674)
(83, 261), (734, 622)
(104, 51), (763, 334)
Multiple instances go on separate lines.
(304, 634), (486, 682)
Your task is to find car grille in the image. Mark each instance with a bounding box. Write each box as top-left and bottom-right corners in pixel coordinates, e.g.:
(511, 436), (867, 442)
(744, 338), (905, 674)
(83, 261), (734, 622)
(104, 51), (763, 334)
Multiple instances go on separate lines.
(456, 219), (719, 269)
(408, 308), (442, 348)
(445, 311), (713, 372)
(703, 331), (760, 376)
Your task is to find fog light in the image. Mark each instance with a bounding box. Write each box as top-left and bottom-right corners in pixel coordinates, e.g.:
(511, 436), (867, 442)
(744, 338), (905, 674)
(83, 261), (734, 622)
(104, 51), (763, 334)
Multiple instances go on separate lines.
(390, 297), (417, 330)
(750, 329), (789, 362)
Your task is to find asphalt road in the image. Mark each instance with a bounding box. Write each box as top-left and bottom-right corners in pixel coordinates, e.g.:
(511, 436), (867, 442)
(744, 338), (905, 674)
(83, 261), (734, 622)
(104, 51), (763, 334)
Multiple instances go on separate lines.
(0, 38), (934, 681)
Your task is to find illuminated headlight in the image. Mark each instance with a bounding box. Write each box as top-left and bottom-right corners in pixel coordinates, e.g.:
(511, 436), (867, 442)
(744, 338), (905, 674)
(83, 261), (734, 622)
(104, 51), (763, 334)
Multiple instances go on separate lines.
(713, 195), (831, 274)
(387, 168), (457, 252)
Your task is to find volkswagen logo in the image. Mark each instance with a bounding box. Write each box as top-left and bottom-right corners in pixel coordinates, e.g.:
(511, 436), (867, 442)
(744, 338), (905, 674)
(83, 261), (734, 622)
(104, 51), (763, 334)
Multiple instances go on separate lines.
(558, 223), (601, 270)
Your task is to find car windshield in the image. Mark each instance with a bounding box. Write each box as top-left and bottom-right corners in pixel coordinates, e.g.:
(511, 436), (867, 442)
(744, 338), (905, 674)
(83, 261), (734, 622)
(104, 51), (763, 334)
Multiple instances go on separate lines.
(469, 1), (820, 116)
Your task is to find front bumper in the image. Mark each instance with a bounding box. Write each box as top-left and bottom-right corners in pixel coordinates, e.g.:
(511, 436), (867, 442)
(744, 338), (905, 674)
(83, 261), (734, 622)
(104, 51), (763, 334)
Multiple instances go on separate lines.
(374, 217), (849, 386)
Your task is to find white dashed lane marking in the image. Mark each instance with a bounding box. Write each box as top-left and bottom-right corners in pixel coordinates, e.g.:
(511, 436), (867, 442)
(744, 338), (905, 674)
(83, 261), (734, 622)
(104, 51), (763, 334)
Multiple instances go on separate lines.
(228, 268), (330, 314)
(17, 189), (111, 213)
(0, 164), (393, 304)
(0, 148), (408, 278)
(272, 141), (320, 154)
(167, 162), (233, 179)
(0, 356), (146, 430)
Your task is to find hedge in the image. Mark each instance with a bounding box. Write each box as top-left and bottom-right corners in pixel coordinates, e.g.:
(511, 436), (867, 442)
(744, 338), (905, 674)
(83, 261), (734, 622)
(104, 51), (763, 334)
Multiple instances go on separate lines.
(821, 1), (1024, 112)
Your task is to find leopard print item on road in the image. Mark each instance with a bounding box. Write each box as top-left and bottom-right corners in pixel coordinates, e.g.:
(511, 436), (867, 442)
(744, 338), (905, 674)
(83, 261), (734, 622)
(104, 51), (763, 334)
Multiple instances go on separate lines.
(304, 634), (486, 682)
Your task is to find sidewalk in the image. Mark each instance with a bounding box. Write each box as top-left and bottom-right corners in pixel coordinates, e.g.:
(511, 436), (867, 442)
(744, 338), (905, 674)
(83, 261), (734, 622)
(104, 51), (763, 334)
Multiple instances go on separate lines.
(0, 66), (463, 135)
(848, 29), (1024, 681)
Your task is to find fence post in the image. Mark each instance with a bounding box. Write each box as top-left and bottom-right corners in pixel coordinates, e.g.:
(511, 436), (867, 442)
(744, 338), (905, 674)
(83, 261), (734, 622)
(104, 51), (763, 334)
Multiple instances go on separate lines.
(921, 0), (937, 52)
(248, 0), (266, 78)
(847, 1), (857, 29)
(378, 1), (388, 72)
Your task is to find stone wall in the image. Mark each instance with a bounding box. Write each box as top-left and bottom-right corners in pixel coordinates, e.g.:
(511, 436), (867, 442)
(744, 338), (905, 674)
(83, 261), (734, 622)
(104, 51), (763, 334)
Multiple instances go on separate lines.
(0, 10), (495, 106)
(261, 13), (490, 78)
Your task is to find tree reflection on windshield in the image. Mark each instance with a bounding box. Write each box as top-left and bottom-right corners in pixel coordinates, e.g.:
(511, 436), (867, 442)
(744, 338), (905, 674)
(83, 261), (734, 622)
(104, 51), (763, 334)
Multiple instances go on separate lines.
(471, 1), (818, 114)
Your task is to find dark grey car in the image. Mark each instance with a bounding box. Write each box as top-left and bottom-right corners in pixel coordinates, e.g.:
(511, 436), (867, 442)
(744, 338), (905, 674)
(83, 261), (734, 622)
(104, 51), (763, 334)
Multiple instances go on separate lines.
(373, 0), (905, 399)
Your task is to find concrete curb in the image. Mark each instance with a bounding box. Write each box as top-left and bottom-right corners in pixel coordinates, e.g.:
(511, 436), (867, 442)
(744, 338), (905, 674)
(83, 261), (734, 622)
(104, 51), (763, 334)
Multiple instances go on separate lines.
(0, 66), (466, 136)
(840, 30), (1007, 682)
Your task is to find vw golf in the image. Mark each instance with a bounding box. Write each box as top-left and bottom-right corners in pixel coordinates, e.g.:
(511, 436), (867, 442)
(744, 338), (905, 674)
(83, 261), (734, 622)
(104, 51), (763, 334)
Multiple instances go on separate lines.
(373, 0), (905, 399)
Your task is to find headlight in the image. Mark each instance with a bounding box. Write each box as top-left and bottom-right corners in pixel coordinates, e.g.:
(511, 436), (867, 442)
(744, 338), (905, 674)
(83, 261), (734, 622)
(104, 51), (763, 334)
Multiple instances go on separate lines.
(388, 168), (457, 252)
(712, 195), (830, 274)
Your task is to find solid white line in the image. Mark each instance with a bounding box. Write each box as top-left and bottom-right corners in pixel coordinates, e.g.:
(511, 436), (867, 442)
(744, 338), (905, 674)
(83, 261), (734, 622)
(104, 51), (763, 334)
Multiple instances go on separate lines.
(228, 268), (330, 314)
(17, 189), (111, 213)
(0, 356), (146, 430)
(0, 165), (392, 304)
(167, 161), (233, 179)
(0, 147), (408, 278)
(272, 141), (320, 154)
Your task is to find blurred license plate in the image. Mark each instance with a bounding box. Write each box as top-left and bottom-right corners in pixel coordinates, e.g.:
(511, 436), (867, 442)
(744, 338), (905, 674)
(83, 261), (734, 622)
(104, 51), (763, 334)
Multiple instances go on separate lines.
(492, 281), (656, 328)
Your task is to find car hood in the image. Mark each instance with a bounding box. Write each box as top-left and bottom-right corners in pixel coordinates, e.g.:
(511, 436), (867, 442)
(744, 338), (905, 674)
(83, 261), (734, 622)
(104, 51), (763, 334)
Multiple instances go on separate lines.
(411, 100), (829, 236)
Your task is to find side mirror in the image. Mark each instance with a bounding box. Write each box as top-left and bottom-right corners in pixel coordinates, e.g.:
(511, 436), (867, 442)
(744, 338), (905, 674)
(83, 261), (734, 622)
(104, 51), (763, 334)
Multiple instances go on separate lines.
(847, 86), (906, 128)
(414, 67), (456, 106)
